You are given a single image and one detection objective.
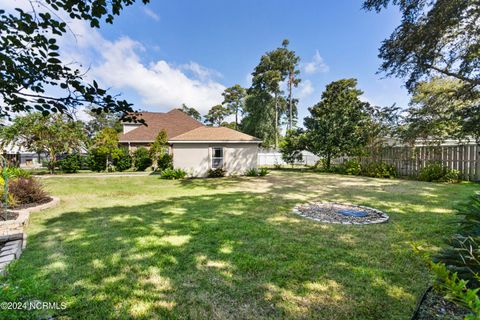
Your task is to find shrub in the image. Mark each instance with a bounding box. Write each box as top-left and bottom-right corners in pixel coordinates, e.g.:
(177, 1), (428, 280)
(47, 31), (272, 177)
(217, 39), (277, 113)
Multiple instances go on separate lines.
(419, 162), (460, 183)
(0, 176), (17, 207)
(245, 168), (258, 176)
(430, 262), (480, 319)
(207, 168), (226, 178)
(86, 148), (107, 172)
(133, 147), (152, 171)
(313, 158), (344, 174)
(313, 158), (329, 172)
(157, 153), (173, 171)
(331, 163), (346, 174)
(419, 162), (444, 181)
(361, 161), (397, 179)
(160, 168), (187, 180)
(414, 195), (480, 319)
(258, 168), (269, 176)
(114, 149), (132, 172)
(312, 159), (350, 173)
(245, 167), (269, 177)
(273, 163), (282, 169)
(343, 159), (361, 175)
(441, 169), (461, 183)
(280, 129), (304, 166)
(58, 153), (82, 173)
(8, 177), (48, 205)
(436, 195), (480, 287)
(5, 167), (31, 179)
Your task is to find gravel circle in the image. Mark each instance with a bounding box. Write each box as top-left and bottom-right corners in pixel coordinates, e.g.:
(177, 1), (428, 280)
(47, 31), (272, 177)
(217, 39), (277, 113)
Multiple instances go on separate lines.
(292, 202), (389, 225)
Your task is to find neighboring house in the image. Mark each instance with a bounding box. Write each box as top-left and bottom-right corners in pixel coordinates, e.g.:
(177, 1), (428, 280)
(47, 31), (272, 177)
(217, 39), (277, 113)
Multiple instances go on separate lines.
(119, 109), (262, 177)
(1, 144), (48, 169)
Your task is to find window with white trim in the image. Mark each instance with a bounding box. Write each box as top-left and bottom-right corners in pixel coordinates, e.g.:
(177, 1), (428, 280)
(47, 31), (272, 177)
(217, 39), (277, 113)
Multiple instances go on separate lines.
(211, 147), (224, 169)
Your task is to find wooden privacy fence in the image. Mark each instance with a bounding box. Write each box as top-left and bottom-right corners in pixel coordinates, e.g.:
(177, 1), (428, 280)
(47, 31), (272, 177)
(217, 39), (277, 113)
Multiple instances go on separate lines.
(355, 144), (480, 182)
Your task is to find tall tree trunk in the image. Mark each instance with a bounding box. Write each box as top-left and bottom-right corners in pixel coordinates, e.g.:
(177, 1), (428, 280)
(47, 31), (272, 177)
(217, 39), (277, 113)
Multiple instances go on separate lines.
(235, 108), (238, 130)
(288, 72), (293, 131)
(49, 149), (56, 174)
(274, 93), (278, 148)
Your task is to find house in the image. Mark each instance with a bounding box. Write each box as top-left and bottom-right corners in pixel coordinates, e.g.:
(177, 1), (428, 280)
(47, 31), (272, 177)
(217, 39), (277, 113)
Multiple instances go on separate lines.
(1, 144), (48, 169)
(119, 109), (262, 177)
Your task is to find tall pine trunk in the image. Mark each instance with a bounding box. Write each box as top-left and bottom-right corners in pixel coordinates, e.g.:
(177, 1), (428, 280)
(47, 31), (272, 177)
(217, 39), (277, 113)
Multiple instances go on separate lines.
(288, 73), (293, 131)
(274, 93), (278, 148)
(235, 108), (238, 130)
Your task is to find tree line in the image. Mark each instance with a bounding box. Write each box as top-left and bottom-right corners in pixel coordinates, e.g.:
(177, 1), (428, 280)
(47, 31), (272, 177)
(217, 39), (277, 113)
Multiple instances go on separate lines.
(1, 0), (478, 169)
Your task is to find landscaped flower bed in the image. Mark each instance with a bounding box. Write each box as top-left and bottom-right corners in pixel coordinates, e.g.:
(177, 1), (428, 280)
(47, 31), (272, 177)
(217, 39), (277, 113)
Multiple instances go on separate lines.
(0, 168), (60, 275)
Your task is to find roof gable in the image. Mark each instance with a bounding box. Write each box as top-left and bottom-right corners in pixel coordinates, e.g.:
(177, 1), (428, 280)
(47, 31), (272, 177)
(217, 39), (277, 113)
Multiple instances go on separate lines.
(119, 109), (204, 142)
(169, 126), (261, 142)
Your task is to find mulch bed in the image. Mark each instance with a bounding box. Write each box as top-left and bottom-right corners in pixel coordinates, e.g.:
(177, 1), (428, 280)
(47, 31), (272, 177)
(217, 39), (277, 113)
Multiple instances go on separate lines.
(0, 197), (53, 221)
(414, 287), (471, 320)
(11, 196), (52, 210)
(293, 202), (389, 225)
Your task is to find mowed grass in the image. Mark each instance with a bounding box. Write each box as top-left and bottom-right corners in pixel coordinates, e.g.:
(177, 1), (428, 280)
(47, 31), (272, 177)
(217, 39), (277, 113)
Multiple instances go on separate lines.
(2, 171), (479, 319)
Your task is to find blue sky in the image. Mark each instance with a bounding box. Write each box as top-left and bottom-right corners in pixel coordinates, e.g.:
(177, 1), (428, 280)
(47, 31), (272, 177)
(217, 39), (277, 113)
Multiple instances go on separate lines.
(4, 0), (411, 122)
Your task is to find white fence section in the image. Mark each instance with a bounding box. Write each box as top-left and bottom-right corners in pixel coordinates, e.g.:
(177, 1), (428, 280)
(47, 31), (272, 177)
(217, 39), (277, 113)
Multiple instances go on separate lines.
(257, 149), (320, 166)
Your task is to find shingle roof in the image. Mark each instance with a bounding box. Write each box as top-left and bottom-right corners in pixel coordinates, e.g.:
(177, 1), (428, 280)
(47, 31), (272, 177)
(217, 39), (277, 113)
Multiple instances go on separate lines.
(169, 126), (261, 142)
(119, 109), (204, 142)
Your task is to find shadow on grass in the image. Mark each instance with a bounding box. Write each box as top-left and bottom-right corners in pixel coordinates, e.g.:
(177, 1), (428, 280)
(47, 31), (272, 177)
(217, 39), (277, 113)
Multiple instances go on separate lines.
(177, 176), (249, 190)
(3, 185), (468, 319)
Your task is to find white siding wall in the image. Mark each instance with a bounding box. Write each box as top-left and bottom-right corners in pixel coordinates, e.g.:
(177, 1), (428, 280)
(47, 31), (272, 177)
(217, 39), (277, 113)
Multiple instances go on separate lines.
(224, 144), (258, 175)
(171, 143), (259, 177)
(171, 144), (210, 177)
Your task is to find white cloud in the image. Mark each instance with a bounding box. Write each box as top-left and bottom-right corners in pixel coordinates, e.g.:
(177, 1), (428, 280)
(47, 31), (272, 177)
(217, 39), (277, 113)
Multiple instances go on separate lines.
(304, 50), (329, 74)
(2, 2), (225, 115)
(92, 39), (224, 114)
(58, 22), (225, 114)
(298, 80), (314, 98)
(143, 8), (160, 21)
(180, 62), (222, 81)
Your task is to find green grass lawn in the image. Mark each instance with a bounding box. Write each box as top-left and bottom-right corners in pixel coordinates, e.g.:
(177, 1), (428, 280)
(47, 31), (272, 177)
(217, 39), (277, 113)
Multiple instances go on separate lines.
(2, 171), (479, 319)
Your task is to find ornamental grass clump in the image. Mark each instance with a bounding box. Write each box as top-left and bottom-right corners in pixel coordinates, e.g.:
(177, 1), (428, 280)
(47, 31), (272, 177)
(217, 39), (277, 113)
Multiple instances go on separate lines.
(160, 168), (187, 180)
(8, 177), (49, 206)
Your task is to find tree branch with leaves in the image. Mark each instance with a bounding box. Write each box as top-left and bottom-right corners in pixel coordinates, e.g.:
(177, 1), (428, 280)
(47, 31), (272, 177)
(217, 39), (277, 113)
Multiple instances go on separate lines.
(0, 0), (150, 121)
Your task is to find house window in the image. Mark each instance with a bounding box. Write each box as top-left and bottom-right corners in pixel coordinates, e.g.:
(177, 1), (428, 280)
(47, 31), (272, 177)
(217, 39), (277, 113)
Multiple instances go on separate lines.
(211, 147), (223, 169)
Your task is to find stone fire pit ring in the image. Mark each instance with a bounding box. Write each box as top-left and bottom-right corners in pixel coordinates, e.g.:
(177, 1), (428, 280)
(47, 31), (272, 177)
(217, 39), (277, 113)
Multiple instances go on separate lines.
(292, 202), (389, 225)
